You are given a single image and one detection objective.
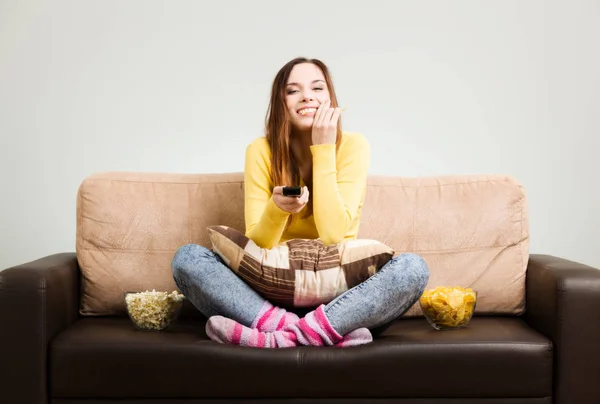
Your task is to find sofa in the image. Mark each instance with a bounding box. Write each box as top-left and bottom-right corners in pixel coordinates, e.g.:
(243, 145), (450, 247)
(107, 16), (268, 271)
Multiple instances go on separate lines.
(1, 171), (599, 404)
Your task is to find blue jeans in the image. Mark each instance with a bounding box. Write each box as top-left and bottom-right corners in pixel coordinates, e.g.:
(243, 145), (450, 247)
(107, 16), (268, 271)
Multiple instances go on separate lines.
(171, 244), (429, 336)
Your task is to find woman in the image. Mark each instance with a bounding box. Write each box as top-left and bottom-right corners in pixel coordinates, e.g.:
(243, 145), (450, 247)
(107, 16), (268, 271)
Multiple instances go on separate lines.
(171, 57), (429, 348)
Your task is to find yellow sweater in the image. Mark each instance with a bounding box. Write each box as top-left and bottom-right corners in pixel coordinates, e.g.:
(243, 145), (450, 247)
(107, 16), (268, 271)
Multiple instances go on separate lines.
(244, 132), (370, 249)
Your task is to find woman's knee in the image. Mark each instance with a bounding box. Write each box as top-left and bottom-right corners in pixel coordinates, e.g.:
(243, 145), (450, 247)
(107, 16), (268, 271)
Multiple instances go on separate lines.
(392, 253), (430, 292)
(171, 243), (213, 279)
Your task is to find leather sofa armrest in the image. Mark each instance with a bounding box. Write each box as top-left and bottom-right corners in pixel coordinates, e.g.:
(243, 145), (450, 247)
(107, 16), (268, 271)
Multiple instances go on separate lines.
(0, 253), (80, 404)
(525, 253), (600, 404)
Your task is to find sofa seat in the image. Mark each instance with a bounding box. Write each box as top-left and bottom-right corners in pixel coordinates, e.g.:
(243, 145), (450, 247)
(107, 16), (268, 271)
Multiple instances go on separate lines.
(49, 316), (552, 401)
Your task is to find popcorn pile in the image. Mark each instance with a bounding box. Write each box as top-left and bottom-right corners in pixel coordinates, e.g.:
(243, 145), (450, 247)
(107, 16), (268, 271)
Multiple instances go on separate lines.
(125, 290), (185, 330)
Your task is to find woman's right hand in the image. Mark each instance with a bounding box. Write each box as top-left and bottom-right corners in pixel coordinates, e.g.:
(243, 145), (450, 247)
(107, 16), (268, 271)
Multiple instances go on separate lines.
(273, 186), (309, 214)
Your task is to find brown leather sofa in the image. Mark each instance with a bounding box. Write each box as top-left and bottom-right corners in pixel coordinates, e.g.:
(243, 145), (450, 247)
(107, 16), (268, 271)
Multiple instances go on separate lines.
(1, 172), (600, 404)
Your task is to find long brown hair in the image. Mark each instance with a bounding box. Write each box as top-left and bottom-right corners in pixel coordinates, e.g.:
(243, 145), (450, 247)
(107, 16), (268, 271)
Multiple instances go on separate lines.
(265, 57), (343, 227)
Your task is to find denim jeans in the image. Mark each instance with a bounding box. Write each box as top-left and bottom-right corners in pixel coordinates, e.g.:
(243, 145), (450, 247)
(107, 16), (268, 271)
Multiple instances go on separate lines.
(171, 244), (429, 336)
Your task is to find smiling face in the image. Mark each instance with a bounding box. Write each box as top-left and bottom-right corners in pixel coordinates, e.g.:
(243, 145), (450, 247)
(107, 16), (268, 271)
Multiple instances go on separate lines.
(284, 63), (331, 132)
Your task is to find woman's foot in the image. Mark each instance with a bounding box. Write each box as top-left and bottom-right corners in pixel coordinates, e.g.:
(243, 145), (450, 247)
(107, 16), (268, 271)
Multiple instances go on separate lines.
(206, 305), (372, 348)
(250, 301), (300, 332)
(206, 315), (298, 348)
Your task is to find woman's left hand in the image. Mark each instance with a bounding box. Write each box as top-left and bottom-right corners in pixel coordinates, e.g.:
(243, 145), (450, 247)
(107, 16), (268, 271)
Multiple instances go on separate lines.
(311, 100), (341, 145)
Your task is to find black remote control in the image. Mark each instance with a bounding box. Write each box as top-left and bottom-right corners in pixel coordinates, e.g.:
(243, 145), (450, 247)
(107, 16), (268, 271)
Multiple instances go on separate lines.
(282, 186), (302, 196)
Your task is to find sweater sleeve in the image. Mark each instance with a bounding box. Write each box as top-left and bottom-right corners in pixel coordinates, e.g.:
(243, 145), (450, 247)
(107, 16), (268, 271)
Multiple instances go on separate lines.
(244, 140), (291, 249)
(310, 134), (370, 245)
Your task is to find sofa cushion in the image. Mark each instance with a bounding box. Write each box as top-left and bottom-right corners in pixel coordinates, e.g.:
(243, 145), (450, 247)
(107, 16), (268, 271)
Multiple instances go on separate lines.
(76, 172), (528, 317)
(49, 317), (551, 399)
(357, 175), (529, 317)
(75, 172), (245, 316)
(207, 225), (394, 308)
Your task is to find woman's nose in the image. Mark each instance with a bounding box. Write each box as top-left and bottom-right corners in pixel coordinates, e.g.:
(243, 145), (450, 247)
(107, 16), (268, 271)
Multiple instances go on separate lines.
(301, 90), (314, 101)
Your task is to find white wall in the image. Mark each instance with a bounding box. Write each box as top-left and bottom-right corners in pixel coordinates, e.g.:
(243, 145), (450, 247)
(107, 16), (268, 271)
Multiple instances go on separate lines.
(1, 0), (598, 270)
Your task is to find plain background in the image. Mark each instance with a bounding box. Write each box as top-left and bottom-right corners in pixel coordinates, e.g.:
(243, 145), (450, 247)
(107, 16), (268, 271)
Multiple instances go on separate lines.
(0, 0), (598, 270)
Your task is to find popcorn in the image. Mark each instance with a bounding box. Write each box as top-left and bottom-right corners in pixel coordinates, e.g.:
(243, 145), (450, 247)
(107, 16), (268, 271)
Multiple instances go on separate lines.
(125, 290), (185, 330)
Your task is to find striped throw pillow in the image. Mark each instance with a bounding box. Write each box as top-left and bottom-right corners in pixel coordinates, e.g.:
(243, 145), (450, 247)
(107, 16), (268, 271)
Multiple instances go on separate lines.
(207, 225), (394, 309)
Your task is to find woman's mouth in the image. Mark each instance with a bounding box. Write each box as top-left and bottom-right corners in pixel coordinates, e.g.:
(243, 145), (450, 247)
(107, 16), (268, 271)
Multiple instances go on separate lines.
(298, 107), (317, 116)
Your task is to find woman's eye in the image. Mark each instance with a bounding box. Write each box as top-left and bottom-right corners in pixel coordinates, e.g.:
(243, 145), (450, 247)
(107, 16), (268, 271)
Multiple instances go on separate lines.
(286, 87), (323, 95)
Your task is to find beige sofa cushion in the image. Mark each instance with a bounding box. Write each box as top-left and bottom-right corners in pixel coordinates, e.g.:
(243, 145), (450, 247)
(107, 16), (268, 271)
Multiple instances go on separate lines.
(76, 172), (245, 316)
(76, 172), (528, 317)
(357, 175), (529, 317)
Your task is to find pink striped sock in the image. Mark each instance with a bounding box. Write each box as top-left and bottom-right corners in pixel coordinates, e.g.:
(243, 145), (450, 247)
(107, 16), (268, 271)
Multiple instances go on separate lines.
(250, 301), (300, 332)
(206, 305), (373, 348)
(286, 305), (373, 346)
(206, 316), (297, 348)
(334, 327), (373, 347)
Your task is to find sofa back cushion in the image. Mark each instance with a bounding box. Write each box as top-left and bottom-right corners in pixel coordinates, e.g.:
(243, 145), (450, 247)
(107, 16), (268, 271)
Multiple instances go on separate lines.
(76, 172), (528, 317)
(76, 172), (245, 316)
(356, 175), (529, 317)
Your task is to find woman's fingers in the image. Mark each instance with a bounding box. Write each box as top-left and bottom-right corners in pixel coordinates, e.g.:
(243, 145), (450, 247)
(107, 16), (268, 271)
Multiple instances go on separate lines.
(323, 106), (335, 126)
(330, 107), (341, 124)
(272, 185), (310, 214)
(315, 99), (330, 126)
(299, 187), (309, 205)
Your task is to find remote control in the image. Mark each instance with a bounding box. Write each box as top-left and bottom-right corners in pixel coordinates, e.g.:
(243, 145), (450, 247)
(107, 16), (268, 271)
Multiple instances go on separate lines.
(282, 186), (302, 196)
